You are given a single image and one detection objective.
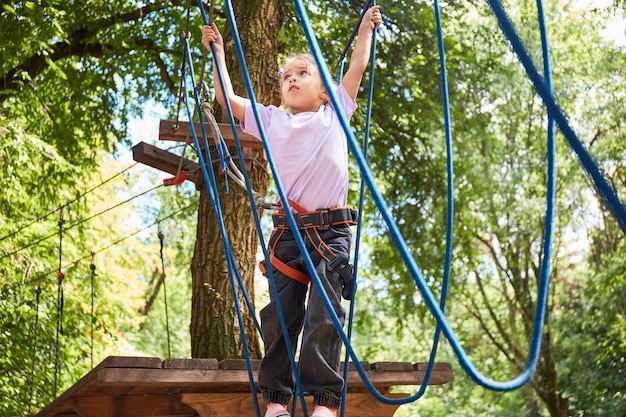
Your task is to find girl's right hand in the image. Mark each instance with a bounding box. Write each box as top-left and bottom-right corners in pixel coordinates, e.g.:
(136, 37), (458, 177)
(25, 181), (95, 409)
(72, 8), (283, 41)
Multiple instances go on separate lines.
(201, 23), (223, 52)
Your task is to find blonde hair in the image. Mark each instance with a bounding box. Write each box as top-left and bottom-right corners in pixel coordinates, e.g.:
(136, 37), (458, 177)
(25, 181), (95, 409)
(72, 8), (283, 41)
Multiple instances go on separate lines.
(279, 53), (336, 86)
(281, 53), (318, 71)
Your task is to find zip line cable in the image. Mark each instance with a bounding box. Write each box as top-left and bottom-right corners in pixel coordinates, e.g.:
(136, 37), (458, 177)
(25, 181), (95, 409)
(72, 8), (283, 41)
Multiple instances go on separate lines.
(53, 207), (65, 398)
(1, 183), (163, 261)
(0, 162), (139, 244)
(21, 200), (197, 410)
(89, 253), (96, 369)
(26, 274), (43, 415)
(17, 199), (199, 288)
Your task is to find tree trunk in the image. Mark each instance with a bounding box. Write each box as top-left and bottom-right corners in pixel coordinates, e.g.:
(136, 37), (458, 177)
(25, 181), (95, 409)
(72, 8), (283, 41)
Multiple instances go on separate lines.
(535, 328), (569, 417)
(190, 0), (285, 360)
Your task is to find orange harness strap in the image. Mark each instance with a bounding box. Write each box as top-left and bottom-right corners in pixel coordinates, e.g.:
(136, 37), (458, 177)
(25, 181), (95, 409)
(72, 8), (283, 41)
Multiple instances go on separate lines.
(260, 199), (356, 286)
(263, 228), (310, 285)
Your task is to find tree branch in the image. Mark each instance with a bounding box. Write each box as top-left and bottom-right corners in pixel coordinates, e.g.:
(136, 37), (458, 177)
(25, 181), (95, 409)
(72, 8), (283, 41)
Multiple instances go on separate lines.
(1, 1), (185, 103)
(474, 270), (526, 364)
(135, 38), (178, 94)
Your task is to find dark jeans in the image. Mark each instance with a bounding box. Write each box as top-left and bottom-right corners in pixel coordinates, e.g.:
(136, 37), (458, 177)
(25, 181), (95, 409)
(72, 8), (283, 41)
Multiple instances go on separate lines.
(259, 226), (352, 410)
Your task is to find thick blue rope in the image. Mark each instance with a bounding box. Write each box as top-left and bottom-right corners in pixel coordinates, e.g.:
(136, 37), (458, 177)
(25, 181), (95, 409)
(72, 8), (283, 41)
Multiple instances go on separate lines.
(410, 0), (455, 400)
(190, 0), (592, 405)
(181, 32), (264, 417)
(487, 0), (626, 234)
(197, 2), (310, 415)
(340, 2), (378, 415)
(201, 0), (544, 404)
(291, 0), (558, 397)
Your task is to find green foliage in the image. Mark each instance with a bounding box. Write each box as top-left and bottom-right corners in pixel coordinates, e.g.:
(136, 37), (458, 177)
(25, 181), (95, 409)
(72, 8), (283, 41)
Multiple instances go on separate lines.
(1, 1), (213, 414)
(1, 0), (625, 416)
(341, 0), (625, 415)
(556, 247), (626, 416)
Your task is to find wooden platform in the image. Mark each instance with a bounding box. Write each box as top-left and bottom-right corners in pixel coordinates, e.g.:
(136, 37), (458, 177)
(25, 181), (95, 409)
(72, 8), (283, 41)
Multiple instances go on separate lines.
(34, 356), (453, 417)
(159, 119), (263, 149)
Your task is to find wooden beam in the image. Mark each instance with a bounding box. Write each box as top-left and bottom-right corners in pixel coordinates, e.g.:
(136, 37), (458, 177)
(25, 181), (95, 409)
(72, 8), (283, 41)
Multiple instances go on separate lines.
(159, 119), (263, 149)
(132, 142), (200, 183)
(96, 362), (453, 390)
(181, 392), (409, 417)
(69, 394), (197, 417)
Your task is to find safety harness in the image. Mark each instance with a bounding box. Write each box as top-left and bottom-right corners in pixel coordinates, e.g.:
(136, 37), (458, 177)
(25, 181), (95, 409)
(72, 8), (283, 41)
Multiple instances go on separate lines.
(259, 201), (358, 299)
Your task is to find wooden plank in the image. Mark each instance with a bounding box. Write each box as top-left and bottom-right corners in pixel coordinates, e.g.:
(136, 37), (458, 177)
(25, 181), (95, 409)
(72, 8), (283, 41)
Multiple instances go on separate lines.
(96, 365), (453, 390)
(34, 357), (163, 417)
(101, 356), (163, 369)
(217, 359), (371, 371)
(132, 142), (200, 183)
(97, 368), (255, 388)
(371, 362), (413, 372)
(341, 361), (371, 371)
(414, 362), (453, 371)
(414, 362), (454, 385)
(35, 358), (454, 417)
(163, 358), (219, 370)
(219, 358), (261, 370)
(181, 392), (409, 417)
(159, 119), (263, 149)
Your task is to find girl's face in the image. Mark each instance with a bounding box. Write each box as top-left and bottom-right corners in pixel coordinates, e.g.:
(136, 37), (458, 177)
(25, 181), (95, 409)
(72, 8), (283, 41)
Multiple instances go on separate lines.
(281, 59), (328, 114)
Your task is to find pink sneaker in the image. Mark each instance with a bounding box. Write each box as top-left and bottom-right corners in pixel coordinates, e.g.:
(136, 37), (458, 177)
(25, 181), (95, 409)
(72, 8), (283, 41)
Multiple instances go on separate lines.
(311, 405), (337, 417)
(264, 403), (290, 417)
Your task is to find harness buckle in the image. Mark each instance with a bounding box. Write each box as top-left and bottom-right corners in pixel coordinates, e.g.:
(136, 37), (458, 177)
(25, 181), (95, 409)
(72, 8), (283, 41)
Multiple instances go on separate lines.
(317, 209), (330, 230)
(298, 213), (315, 228)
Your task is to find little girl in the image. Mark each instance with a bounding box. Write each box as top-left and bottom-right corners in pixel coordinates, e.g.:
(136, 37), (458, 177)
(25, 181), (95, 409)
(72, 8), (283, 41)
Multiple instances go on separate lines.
(202, 6), (382, 417)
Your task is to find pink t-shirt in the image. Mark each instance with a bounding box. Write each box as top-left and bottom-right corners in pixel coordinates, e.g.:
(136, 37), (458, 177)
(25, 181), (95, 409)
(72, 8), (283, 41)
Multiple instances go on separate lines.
(241, 85), (357, 212)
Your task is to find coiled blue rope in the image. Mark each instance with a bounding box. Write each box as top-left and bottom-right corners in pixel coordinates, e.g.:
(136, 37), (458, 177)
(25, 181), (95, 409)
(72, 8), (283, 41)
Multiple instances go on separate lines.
(197, 2), (310, 415)
(186, 0), (620, 408)
(181, 30), (264, 417)
(290, 0), (555, 397)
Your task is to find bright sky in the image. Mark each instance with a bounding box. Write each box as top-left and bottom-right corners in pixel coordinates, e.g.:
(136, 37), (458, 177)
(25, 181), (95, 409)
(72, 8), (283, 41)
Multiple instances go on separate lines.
(580, 0), (626, 45)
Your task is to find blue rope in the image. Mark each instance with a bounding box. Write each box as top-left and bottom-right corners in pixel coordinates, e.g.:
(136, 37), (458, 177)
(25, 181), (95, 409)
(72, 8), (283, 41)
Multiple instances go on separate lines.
(340, 2), (377, 415)
(409, 0), (455, 400)
(291, 0), (558, 397)
(198, 2), (310, 415)
(487, 0), (626, 234)
(187, 57), (262, 340)
(333, 0), (375, 75)
(189, 0), (613, 405)
(181, 31), (264, 417)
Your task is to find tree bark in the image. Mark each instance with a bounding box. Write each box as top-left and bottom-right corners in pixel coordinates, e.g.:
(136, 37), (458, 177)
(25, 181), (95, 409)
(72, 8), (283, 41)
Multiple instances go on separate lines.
(190, 0), (285, 360)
